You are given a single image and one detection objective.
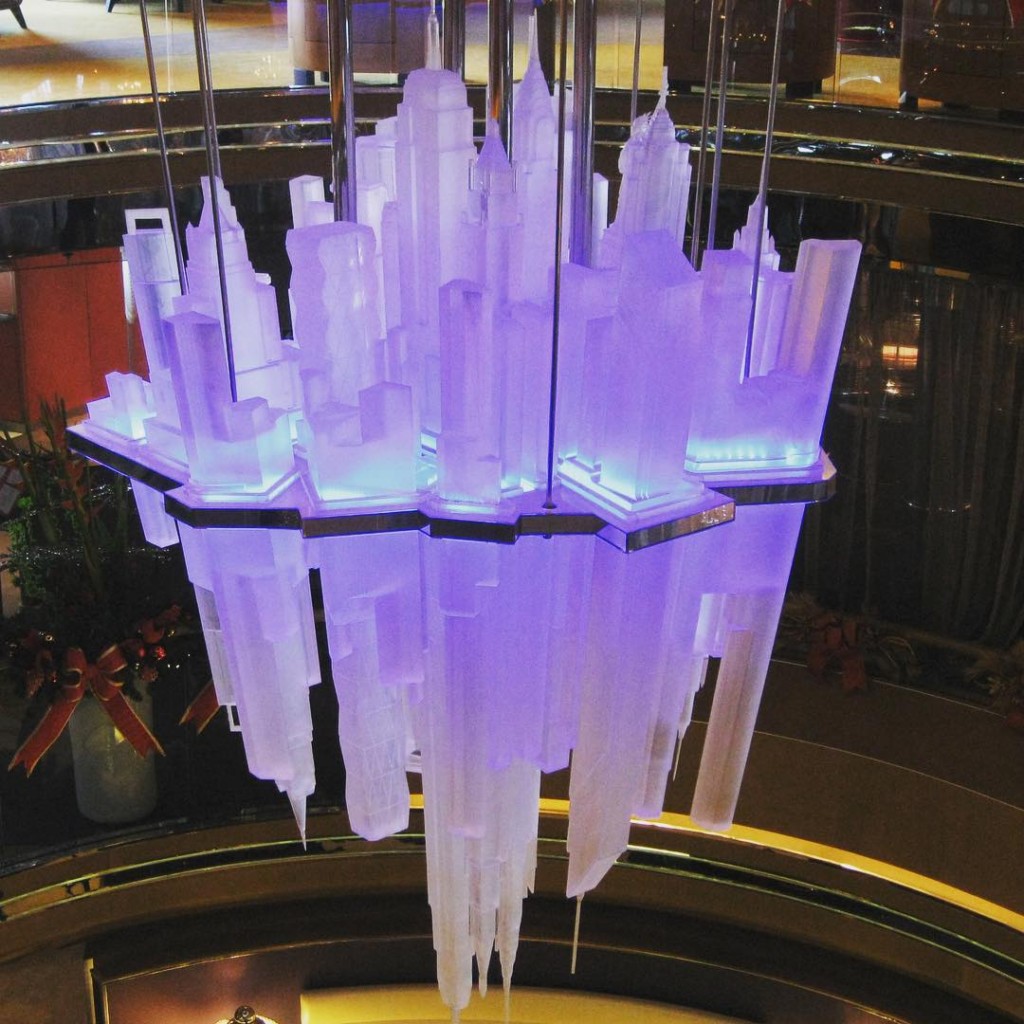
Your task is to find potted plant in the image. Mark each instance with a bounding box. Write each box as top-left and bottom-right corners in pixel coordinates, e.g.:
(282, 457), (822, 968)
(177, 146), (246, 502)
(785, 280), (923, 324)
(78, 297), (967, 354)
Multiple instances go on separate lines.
(1, 400), (205, 823)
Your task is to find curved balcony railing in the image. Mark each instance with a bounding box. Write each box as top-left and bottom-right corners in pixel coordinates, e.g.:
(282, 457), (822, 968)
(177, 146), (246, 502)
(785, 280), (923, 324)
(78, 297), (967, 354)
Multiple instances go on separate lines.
(1, 10), (1023, 1018)
(3, 787), (1024, 1021)
(2, 0), (1024, 230)
(1, 85), (1023, 239)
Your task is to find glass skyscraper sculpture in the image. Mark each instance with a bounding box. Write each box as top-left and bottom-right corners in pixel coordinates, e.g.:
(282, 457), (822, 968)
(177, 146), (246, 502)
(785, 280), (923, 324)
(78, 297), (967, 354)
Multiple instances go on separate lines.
(73, 28), (860, 1019)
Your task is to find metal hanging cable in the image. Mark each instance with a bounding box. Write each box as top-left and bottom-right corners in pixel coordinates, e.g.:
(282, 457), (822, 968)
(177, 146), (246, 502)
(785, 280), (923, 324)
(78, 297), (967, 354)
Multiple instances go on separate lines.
(705, 0), (735, 257)
(442, 0), (466, 77)
(689, 0), (721, 269)
(543, 0), (574, 510)
(191, 0), (221, 181)
(570, 0), (597, 266)
(488, 0), (514, 151)
(191, 0), (238, 403)
(138, 0), (187, 296)
(327, 0), (357, 222)
(742, 0), (787, 380)
(629, 0), (644, 126)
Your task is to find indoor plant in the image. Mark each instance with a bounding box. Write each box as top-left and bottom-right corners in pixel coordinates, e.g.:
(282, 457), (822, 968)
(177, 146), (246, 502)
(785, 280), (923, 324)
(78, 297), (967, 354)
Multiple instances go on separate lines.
(1, 400), (205, 822)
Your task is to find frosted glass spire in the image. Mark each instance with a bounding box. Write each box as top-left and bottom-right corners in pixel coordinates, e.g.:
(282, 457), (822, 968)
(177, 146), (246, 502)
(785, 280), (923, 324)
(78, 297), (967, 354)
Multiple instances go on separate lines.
(511, 22), (558, 301)
(181, 178), (297, 411)
(514, 15), (557, 164)
(426, 8), (441, 70)
(733, 197), (780, 271)
(599, 68), (690, 267)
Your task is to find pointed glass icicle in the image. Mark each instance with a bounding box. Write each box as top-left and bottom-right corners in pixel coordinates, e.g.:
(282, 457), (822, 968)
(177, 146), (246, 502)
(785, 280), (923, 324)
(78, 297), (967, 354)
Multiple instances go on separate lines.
(690, 502), (807, 831)
(288, 790), (308, 847)
(672, 728), (685, 781)
(312, 530), (421, 842)
(570, 894), (583, 974)
(177, 524), (320, 839)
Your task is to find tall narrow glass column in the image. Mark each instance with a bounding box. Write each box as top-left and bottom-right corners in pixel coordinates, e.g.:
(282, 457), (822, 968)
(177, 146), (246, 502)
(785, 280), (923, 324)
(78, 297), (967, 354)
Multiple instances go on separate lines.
(327, 0), (357, 221)
(571, 0), (597, 266)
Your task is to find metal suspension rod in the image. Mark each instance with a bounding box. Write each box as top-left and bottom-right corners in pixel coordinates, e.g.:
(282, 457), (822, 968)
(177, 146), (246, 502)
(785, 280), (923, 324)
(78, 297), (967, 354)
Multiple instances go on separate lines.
(327, 0), (357, 221)
(191, 0), (238, 403)
(191, 0), (221, 180)
(138, 0), (187, 295)
(442, 0), (465, 77)
(570, 0), (597, 266)
(543, 0), (573, 509)
(705, 0), (735, 257)
(689, 0), (720, 268)
(629, 0), (643, 126)
(488, 0), (514, 149)
(743, 0), (787, 379)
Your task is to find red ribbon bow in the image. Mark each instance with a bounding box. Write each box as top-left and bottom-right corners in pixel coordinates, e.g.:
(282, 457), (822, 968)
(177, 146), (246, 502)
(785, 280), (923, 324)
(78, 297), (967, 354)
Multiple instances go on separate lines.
(8, 645), (164, 776)
(179, 680), (220, 734)
(20, 631), (57, 699)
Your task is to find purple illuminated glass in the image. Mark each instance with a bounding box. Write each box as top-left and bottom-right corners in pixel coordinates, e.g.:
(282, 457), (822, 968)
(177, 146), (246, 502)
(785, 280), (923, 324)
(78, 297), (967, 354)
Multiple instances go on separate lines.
(80, 26), (861, 1015)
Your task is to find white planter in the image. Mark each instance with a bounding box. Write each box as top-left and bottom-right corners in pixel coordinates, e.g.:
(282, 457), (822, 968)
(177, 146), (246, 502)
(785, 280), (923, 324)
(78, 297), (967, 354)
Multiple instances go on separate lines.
(68, 686), (158, 824)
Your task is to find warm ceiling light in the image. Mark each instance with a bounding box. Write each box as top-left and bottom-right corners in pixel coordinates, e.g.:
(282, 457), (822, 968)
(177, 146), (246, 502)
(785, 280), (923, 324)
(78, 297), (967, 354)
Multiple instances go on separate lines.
(214, 1007), (280, 1024)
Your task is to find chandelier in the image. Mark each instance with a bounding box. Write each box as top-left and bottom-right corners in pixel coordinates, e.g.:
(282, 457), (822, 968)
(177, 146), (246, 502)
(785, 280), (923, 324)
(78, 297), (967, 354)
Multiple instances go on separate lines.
(69, 2), (860, 1017)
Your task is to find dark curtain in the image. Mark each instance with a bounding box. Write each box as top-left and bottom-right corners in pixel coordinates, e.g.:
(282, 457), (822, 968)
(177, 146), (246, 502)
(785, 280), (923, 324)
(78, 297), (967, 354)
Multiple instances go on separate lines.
(796, 261), (1024, 647)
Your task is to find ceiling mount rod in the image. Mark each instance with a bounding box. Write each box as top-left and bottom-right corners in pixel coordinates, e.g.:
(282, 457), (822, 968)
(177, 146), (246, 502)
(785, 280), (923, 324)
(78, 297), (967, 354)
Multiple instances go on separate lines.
(570, 0), (597, 266)
(442, 0), (465, 77)
(743, 0), (787, 380)
(543, 0), (574, 510)
(191, 0), (221, 181)
(488, 0), (514, 150)
(689, 0), (721, 269)
(327, 0), (357, 221)
(137, 0), (187, 295)
(705, 0), (736, 257)
(629, 0), (644, 126)
(190, 0), (238, 403)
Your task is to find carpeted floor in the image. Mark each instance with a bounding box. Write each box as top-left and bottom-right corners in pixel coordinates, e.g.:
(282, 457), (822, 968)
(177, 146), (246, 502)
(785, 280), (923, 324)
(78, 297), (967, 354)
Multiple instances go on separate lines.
(0, 0), (904, 111)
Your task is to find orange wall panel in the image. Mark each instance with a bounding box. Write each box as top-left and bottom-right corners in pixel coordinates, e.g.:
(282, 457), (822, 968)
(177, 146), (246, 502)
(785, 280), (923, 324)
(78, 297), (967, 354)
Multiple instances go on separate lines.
(0, 315), (23, 423)
(10, 249), (136, 421)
